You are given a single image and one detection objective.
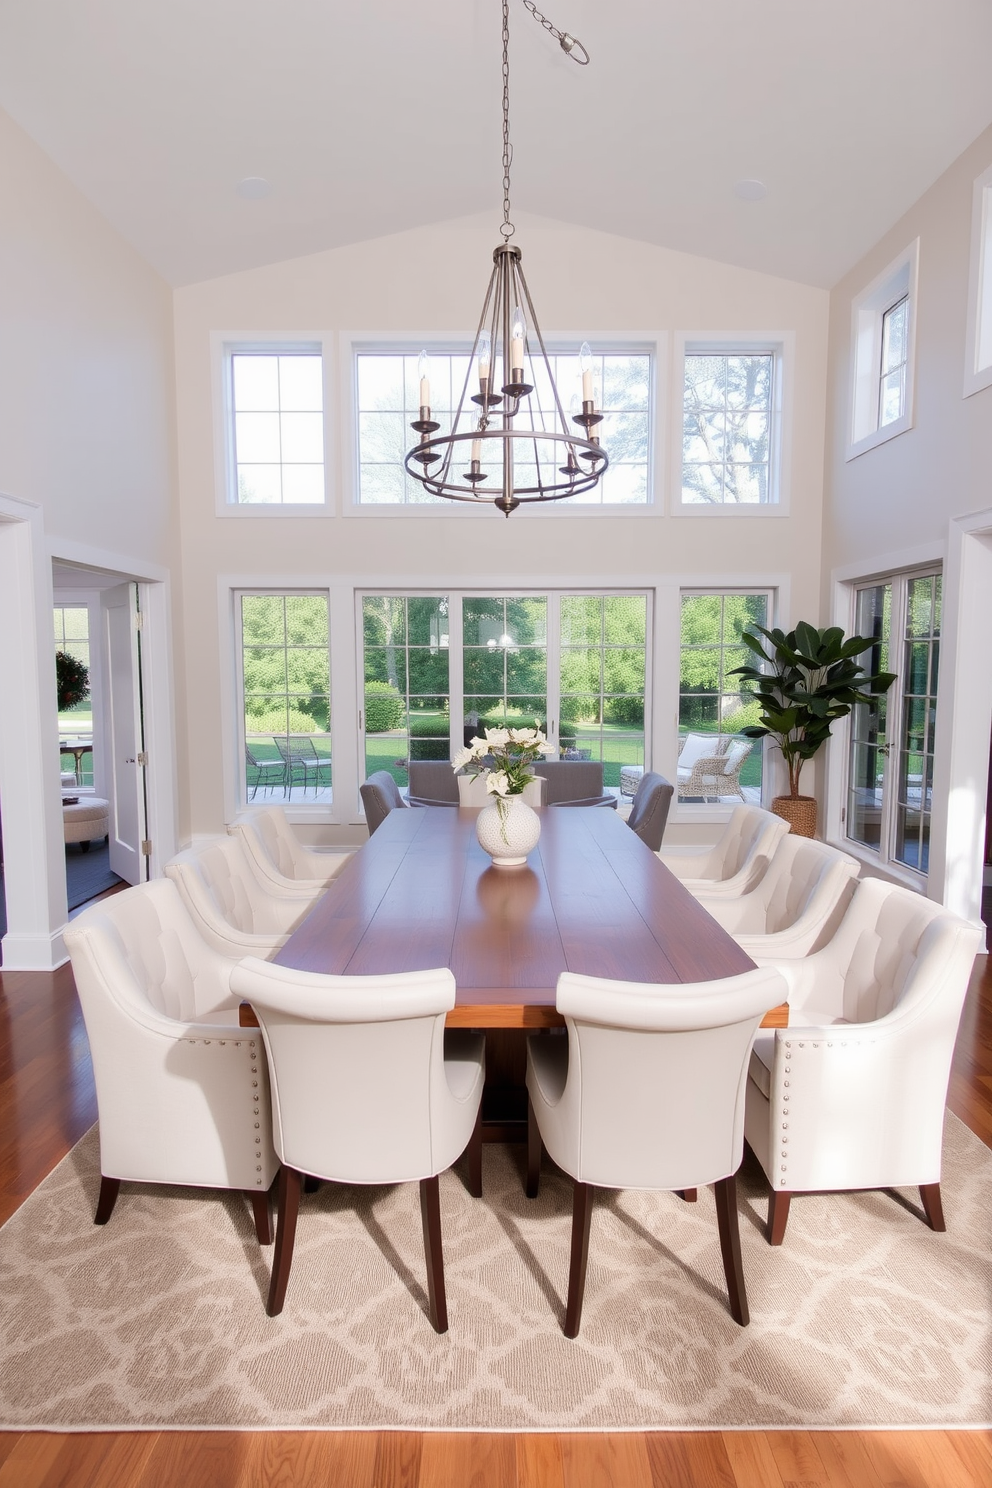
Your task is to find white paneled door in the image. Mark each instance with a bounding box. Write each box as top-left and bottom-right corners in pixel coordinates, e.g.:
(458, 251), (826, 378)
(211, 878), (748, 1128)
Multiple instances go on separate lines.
(102, 583), (147, 886)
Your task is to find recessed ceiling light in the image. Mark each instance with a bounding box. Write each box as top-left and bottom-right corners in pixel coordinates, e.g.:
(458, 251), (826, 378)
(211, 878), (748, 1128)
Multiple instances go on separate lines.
(236, 177), (272, 200)
(734, 179), (767, 202)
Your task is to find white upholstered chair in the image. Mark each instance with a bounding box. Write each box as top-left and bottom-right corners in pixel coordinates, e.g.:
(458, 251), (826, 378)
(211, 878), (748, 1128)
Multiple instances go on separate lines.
(63, 879), (278, 1242)
(165, 836), (311, 959)
(694, 836), (860, 960)
(228, 806), (352, 896)
(231, 959), (486, 1330)
(657, 804), (790, 899)
(744, 878), (983, 1245)
(525, 964), (788, 1337)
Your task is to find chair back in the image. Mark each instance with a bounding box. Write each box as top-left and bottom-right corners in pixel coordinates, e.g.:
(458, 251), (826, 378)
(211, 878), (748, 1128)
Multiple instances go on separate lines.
(821, 877), (982, 1029)
(361, 770), (407, 834)
(533, 759), (613, 806)
(232, 961), (459, 1184)
(408, 760), (460, 805)
(756, 836), (857, 937)
(625, 772), (673, 850)
(165, 837), (306, 938)
(231, 806), (302, 881)
(718, 806), (790, 882)
(457, 771), (545, 807)
(554, 966), (786, 1191)
(65, 878), (237, 1029)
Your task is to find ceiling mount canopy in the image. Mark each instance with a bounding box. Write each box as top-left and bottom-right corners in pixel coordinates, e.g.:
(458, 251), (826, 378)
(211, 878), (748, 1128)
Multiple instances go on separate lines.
(404, 0), (607, 517)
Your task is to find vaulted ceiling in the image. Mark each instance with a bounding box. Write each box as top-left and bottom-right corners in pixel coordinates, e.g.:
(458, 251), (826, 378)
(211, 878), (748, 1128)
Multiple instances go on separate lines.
(2, 0), (991, 288)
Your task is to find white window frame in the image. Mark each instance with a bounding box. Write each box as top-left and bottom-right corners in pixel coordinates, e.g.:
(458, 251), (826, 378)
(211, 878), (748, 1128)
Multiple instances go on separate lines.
(847, 241), (919, 460)
(672, 334), (792, 517)
(964, 164), (992, 399)
(342, 335), (664, 518)
(673, 586), (776, 818)
(212, 334), (334, 517)
(355, 587), (653, 812)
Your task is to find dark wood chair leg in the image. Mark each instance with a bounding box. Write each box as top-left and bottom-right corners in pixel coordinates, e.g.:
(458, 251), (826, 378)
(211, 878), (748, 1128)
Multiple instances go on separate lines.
(466, 1105), (483, 1199)
(303, 1175), (321, 1194)
(676, 1188), (698, 1202)
(526, 1094), (542, 1199)
(248, 1184), (273, 1245)
(419, 1174), (448, 1334)
(920, 1182), (946, 1232)
(94, 1176), (120, 1225)
(266, 1165), (302, 1317)
(714, 1174), (749, 1327)
(563, 1181), (594, 1339)
(766, 1189), (792, 1246)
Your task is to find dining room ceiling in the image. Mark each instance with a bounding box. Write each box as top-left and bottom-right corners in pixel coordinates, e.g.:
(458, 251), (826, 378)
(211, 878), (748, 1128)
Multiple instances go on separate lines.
(1, 0), (990, 290)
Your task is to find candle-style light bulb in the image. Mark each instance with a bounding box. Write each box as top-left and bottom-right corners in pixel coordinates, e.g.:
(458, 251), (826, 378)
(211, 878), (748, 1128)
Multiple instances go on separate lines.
(511, 306), (525, 375)
(471, 438), (482, 463)
(418, 350), (430, 409)
(477, 330), (492, 383)
(579, 341), (594, 403)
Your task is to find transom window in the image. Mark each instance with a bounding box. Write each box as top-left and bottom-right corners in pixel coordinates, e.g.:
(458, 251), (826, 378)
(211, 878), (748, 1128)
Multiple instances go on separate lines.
(879, 295), (909, 428)
(227, 349), (324, 505)
(354, 349), (652, 506)
(681, 353), (775, 505)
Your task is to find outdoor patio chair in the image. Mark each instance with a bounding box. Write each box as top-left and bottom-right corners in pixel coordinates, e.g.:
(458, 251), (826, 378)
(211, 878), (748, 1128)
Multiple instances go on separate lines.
(273, 736), (332, 797)
(676, 734), (752, 802)
(245, 743), (286, 800)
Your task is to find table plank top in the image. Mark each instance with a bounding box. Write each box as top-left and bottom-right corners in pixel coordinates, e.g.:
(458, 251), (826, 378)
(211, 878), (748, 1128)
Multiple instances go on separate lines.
(270, 806), (764, 1028)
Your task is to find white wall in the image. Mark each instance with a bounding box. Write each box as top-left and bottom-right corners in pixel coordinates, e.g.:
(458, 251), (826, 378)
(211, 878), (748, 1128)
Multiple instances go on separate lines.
(173, 212), (830, 839)
(0, 108), (179, 966)
(822, 123), (992, 924)
(0, 109), (177, 561)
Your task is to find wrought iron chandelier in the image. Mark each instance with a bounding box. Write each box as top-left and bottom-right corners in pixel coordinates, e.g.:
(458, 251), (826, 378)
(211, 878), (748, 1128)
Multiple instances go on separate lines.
(404, 0), (607, 517)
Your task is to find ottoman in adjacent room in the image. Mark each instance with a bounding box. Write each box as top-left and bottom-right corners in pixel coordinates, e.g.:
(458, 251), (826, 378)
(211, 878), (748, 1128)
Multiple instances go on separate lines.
(63, 797), (109, 851)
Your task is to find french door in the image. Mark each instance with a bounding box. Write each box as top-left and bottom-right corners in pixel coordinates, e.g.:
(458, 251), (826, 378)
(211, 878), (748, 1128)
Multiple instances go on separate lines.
(359, 590), (650, 796)
(845, 568), (940, 877)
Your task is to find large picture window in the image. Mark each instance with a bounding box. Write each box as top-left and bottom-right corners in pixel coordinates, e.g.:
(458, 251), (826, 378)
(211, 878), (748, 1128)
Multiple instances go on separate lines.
(357, 589), (649, 803)
(678, 591), (769, 803)
(354, 349), (652, 506)
(239, 593), (331, 802)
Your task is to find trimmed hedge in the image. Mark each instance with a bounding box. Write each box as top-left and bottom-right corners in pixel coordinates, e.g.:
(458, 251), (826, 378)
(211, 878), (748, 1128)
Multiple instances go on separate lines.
(364, 681), (405, 733)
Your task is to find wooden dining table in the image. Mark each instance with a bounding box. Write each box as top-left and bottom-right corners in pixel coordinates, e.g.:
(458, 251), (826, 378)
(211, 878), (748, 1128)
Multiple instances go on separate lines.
(241, 804), (786, 1130)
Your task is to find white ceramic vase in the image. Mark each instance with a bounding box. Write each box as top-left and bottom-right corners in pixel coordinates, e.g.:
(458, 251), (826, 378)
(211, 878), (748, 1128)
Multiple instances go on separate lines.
(475, 794), (542, 867)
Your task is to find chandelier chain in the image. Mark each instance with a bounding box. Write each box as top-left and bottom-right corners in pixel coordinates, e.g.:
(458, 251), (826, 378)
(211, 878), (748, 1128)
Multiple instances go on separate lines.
(501, 0), (513, 240)
(519, 0), (590, 64)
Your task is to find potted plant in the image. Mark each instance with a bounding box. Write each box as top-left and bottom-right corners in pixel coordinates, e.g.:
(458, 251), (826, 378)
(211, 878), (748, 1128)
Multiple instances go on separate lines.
(731, 621), (895, 837)
(55, 651), (90, 712)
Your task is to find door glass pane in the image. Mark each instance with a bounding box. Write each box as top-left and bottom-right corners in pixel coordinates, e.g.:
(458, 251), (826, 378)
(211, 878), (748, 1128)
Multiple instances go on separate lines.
(462, 596), (547, 740)
(560, 594), (648, 792)
(894, 574), (940, 873)
(241, 593), (331, 803)
(846, 584), (890, 852)
(678, 592), (767, 801)
(362, 596), (449, 790)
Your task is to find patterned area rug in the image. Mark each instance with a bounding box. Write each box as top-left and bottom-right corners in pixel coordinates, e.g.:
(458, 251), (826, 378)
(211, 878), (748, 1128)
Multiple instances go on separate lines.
(2, 1118), (991, 1431)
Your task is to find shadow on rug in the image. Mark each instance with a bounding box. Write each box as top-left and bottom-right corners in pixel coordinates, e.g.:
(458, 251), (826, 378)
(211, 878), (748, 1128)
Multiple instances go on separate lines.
(1, 1118), (990, 1431)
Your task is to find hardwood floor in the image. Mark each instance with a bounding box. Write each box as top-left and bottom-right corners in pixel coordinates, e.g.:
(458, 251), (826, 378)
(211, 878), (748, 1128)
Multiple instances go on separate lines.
(2, 944), (991, 1486)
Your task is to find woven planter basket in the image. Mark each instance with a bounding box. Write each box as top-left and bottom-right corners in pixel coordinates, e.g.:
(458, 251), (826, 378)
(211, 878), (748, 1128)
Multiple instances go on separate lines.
(770, 794), (818, 838)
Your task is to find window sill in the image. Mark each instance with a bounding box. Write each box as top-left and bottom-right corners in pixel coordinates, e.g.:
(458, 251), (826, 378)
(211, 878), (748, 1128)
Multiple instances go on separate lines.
(847, 413), (914, 461)
(218, 503), (333, 518)
(671, 502), (786, 518)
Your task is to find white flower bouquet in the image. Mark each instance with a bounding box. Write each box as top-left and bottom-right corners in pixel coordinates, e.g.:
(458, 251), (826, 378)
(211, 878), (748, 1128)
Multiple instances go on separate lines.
(452, 724), (556, 820)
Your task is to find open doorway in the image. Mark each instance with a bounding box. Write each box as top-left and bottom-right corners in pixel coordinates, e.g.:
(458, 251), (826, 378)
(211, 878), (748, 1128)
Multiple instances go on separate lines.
(53, 564), (150, 911)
